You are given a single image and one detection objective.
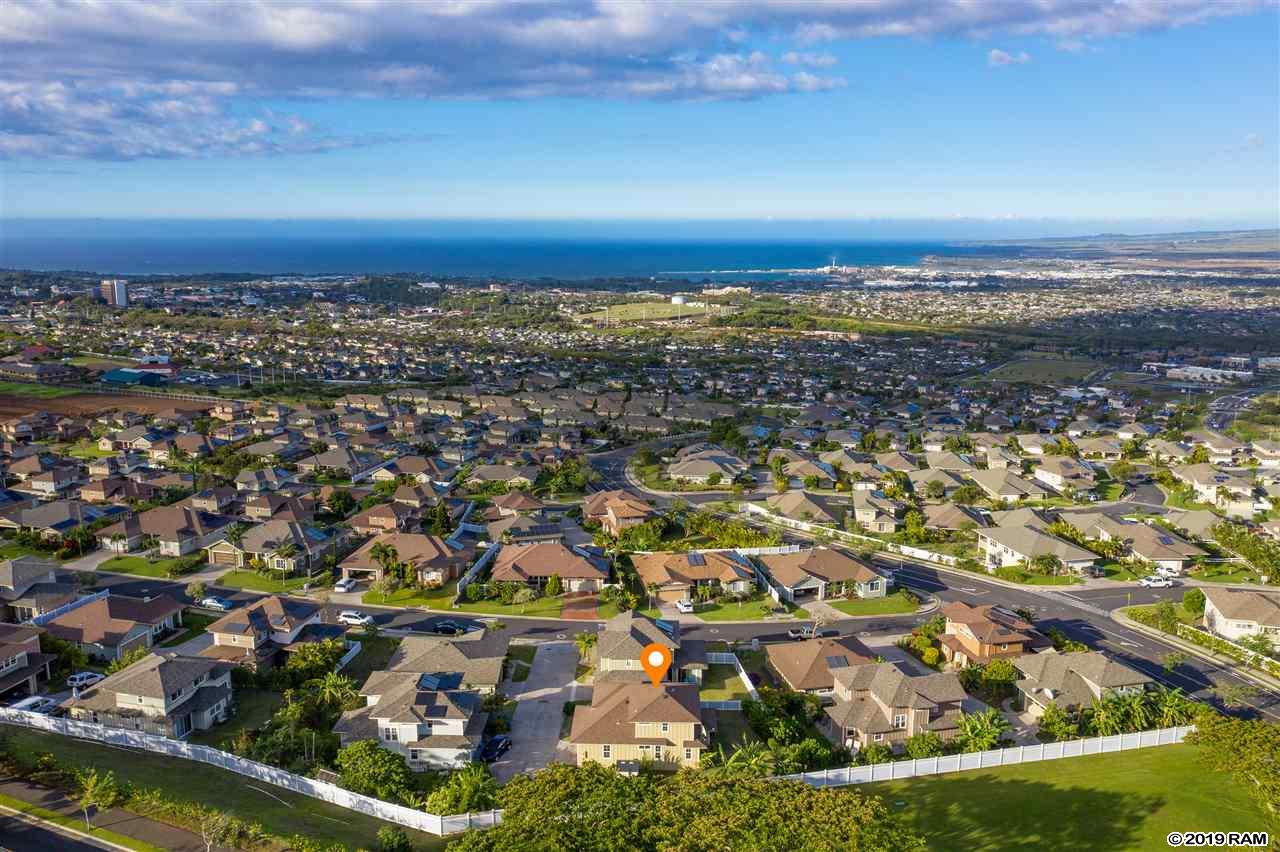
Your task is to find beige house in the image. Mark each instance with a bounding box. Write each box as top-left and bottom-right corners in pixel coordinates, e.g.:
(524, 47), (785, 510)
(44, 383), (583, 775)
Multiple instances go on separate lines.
(594, 611), (707, 684)
(755, 547), (885, 604)
(64, 652), (234, 738)
(488, 542), (608, 593)
(822, 663), (965, 752)
(1202, 588), (1280, 651)
(1014, 650), (1152, 715)
(568, 682), (709, 770)
(630, 550), (755, 604)
(765, 635), (874, 696)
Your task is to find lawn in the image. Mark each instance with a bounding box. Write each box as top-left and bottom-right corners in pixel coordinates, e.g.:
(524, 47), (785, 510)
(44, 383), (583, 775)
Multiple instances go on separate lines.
(1158, 485), (1215, 512)
(560, 699), (590, 737)
(579, 301), (736, 323)
(0, 542), (58, 561)
(507, 645), (537, 682)
(362, 581), (458, 609)
(0, 381), (82, 399)
(993, 567), (1082, 586)
(189, 688), (284, 747)
(692, 594), (808, 622)
(100, 555), (192, 578)
(827, 590), (920, 617)
(709, 709), (759, 751)
(216, 570), (322, 594)
(454, 594), (564, 618)
(0, 790), (166, 852)
(1124, 603), (1200, 627)
(158, 612), (218, 648)
(339, 634), (401, 686)
(863, 744), (1263, 852)
(1098, 560), (1153, 583)
(0, 726), (447, 850)
(699, 664), (751, 702)
(983, 357), (1100, 384)
(1189, 562), (1264, 584)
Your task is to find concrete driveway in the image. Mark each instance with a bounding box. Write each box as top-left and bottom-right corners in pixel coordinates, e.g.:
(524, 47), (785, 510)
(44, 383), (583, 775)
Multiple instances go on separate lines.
(491, 640), (582, 783)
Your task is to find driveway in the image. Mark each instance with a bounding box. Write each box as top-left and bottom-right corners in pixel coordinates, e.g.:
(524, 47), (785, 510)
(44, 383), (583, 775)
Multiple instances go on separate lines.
(491, 640), (582, 782)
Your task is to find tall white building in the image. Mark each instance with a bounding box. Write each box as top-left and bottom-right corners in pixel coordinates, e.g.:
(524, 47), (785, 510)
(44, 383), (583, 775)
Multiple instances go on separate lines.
(100, 278), (129, 307)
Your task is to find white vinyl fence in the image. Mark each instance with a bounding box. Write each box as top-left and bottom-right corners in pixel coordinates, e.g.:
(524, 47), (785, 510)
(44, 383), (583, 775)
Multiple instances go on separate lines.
(454, 541), (501, 602)
(334, 639), (362, 672)
(701, 651), (761, 710)
(0, 709), (502, 836)
(780, 725), (1194, 788)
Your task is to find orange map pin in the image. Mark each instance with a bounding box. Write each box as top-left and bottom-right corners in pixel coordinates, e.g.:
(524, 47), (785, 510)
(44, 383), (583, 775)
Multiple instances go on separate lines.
(640, 642), (672, 687)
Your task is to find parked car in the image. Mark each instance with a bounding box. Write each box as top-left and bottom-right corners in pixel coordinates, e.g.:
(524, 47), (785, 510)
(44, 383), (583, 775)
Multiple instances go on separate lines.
(337, 610), (375, 627)
(9, 695), (60, 714)
(199, 596), (234, 612)
(333, 577), (358, 593)
(788, 626), (835, 640)
(432, 620), (465, 636)
(1138, 575), (1176, 588)
(480, 735), (512, 763)
(674, 599), (695, 614)
(66, 672), (105, 689)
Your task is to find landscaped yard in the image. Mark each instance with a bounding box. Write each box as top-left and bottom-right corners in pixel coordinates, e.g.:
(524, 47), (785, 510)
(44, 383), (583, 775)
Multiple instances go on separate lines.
(699, 664), (751, 702)
(1189, 562), (1264, 584)
(709, 709), (759, 751)
(100, 555), (196, 578)
(339, 634), (401, 686)
(190, 688), (284, 747)
(216, 570), (324, 594)
(692, 594), (808, 622)
(993, 566), (1082, 586)
(53, 439), (116, 460)
(1098, 559), (1152, 583)
(362, 581), (458, 609)
(0, 542), (57, 561)
(1123, 602), (1200, 627)
(0, 726), (447, 850)
(158, 612), (218, 647)
(827, 589), (920, 617)
(454, 594), (565, 618)
(863, 744), (1262, 852)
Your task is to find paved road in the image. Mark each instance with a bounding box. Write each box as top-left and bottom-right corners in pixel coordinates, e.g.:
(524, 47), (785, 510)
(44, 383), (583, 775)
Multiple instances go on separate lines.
(0, 813), (113, 852)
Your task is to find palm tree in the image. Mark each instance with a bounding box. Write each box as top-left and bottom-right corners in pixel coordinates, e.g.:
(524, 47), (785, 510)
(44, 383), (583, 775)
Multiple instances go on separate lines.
(646, 582), (660, 612)
(1154, 687), (1198, 727)
(1119, 691), (1155, 732)
(704, 741), (774, 778)
(956, 708), (1011, 752)
(225, 523), (247, 549)
(1087, 695), (1126, 736)
(308, 671), (358, 709)
(574, 631), (597, 661)
(370, 542), (399, 582)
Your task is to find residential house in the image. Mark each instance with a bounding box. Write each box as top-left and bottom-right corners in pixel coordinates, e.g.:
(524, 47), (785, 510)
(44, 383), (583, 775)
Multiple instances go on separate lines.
(755, 548), (885, 604)
(582, 490), (655, 537)
(567, 682), (709, 770)
(64, 652), (233, 737)
(464, 464), (539, 490)
(848, 491), (905, 534)
(1014, 649), (1152, 715)
(764, 635), (874, 697)
(594, 611), (707, 684)
(234, 467), (295, 493)
(665, 448), (747, 485)
(630, 550), (755, 604)
(204, 520), (333, 575)
(821, 663), (966, 752)
(379, 630), (511, 695)
(199, 596), (343, 670)
(341, 533), (471, 588)
(977, 526), (1098, 575)
(1202, 588), (1280, 651)
(1066, 513), (1205, 573)
(937, 601), (1044, 667)
(0, 622), (54, 699)
(0, 557), (76, 623)
(0, 500), (124, 542)
(43, 594), (185, 661)
(765, 490), (845, 526)
(96, 504), (232, 557)
(969, 469), (1049, 502)
(1032, 456), (1097, 495)
(488, 542), (608, 593)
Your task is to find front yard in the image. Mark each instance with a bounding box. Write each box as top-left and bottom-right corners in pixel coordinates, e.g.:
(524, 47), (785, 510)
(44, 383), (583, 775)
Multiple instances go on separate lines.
(99, 555), (203, 579)
(826, 589), (920, 617)
(362, 581), (458, 609)
(157, 612), (218, 648)
(216, 570), (325, 594)
(691, 593), (809, 622)
(454, 594), (565, 618)
(863, 744), (1261, 852)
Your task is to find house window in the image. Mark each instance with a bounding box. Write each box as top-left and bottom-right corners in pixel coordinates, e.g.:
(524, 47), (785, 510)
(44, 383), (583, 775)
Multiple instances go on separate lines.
(660, 722), (669, 733)
(873, 733), (884, 742)
(382, 727), (398, 742)
(685, 748), (692, 760)
(602, 745), (611, 759)
(892, 714), (907, 730)
(410, 750), (421, 761)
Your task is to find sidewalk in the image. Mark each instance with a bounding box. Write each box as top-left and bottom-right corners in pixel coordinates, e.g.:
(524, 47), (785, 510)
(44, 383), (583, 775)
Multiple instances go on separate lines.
(1112, 609), (1280, 694)
(0, 777), (218, 852)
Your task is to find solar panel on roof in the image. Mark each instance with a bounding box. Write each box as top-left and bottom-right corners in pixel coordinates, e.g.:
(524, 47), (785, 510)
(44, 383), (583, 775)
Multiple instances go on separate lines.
(418, 672), (462, 690)
(826, 655), (849, 669)
(687, 553), (705, 566)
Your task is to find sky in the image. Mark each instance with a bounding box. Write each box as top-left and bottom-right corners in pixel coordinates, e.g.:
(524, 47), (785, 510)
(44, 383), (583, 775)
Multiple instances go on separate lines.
(1, 0), (1278, 229)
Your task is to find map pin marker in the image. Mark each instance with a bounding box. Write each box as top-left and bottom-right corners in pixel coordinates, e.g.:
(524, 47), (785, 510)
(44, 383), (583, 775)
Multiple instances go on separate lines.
(640, 642), (673, 687)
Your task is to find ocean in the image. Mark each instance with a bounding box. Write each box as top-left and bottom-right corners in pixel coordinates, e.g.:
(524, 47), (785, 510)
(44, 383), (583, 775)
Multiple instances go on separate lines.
(0, 235), (959, 279)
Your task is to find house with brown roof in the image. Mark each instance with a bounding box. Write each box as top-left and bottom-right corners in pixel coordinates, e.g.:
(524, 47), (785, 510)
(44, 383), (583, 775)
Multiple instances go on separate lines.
(204, 520), (334, 575)
(64, 651), (233, 738)
(379, 630), (510, 695)
(200, 596), (343, 670)
(567, 682), (710, 770)
(348, 501), (419, 536)
(582, 489), (654, 537)
(594, 611), (707, 684)
(96, 504), (233, 557)
(341, 532), (471, 588)
(488, 542), (608, 593)
(755, 548), (886, 604)
(630, 550), (755, 604)
(938, 601), (1044, 667)
(1202, 587), (1280, 651)
(0, 622), (55, 699)
(821, 663), (966, 753)
(765, 490), (845, 526)
(44, 594), (185, 661)
(764, 635), (874, 697)
(1014, 649), (1152, 715)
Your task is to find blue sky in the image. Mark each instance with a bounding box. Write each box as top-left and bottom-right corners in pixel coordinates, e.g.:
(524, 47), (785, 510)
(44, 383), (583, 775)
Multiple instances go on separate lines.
(1, 0), (1277, 228)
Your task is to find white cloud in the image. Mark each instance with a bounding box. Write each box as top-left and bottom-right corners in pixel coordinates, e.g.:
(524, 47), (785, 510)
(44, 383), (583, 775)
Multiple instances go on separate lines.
(0, 0), (1266, 159)
(988, 48), (1032, 67)
(1242, 132), (1264, 149)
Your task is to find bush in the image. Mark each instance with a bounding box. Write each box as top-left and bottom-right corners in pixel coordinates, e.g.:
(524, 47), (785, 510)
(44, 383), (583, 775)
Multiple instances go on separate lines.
(1183, 588), (1206, 616)
(921, 647), (940, 667)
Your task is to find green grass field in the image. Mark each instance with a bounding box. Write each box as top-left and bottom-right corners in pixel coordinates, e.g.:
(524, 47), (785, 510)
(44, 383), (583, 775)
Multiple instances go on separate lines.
(983, 357), (1101, 384)
(0, 726), (447, 850)
(827, 589), (920, 617)
(699, 664), (752, 702)
(157, 612), (218, 648)
(362, 581), (458, 609)
(189, 688), (283, 747)
(0, 381), (82, 399)
(864, 744), (1262, 852)
(0, 791), (165, 852)
(99, 555), (190, 578)
(579, 301), (737, 323)
(0, 542), (58, 561)
(215, 570), (322, 593)
(454, 594), (564, 618)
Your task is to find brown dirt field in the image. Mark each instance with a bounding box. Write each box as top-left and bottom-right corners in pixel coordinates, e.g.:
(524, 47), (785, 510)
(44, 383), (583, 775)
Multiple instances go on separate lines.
(0, 393), (211, 418)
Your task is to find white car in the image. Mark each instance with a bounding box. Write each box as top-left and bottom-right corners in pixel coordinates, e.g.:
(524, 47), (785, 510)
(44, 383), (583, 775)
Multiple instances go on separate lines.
(674, 599), (695, 614)
(333, 577), (358, 593)
(1138, 576), (1175, 588)
(337, 610), (374, 627)
(66, 672), (105, 689)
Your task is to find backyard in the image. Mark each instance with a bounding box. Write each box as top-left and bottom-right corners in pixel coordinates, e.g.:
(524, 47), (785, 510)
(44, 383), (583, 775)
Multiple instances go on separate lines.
(699, 664), (752, 702)
(0, 726), (447, 850)
(190, 688), (284, 747)
(826, 589), (920, 617)
(863, 744), (1262, 852)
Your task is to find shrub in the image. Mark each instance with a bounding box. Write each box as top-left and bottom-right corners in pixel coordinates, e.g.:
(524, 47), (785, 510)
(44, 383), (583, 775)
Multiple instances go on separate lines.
(921, 647), (940, 667)
(1183, 588), (1206, 616)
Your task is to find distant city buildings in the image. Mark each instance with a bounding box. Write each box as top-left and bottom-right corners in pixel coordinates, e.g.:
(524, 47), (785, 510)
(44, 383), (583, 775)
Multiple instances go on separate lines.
(100, 278), (129, 307)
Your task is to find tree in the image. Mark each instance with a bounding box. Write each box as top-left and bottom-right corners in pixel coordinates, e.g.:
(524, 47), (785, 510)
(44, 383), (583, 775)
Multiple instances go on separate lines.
(904, 731), (943, 758)
(1237, 632), (1276, 659)
(545, 573), (563, 597)
(1182, 588), (1206, 616)
(326, 488), (356, 517)
(856, 743), (893, 765)
(956, 708), (1011, 752)
(425, 763), (498, 814)
(334, 740), (415, 803)
(198, 809), (235, 852)
(225, 522), (247, 549)
(574, 631), (597, 661)
(1030, 553), (1064, 577)
(1211, 681), (1260, 710)
(106, 645), (149, 674)
(377, 826), (413, 852)
(513, 587), (536, 613)
(1153, 688), (1198, 727)
(1162, 651), (1189, 673)
(1086, 695), (1126, 736)
(925, 479), (947, 501)
(428, 501), (453, 535)
(702, 741), (774, 778)
(309, 670), (358, 710)
(76, 768), (121, 830)
(186, 580), (207, 602)
(1037, 702), (1078, 742)
(1151, 600), (1181, 633)
(1187, 713), (1280, 831)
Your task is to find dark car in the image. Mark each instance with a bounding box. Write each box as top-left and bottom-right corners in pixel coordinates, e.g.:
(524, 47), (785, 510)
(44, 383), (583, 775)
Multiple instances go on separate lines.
(480, 736), (512, 763)
(432, 620), (465, 635)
